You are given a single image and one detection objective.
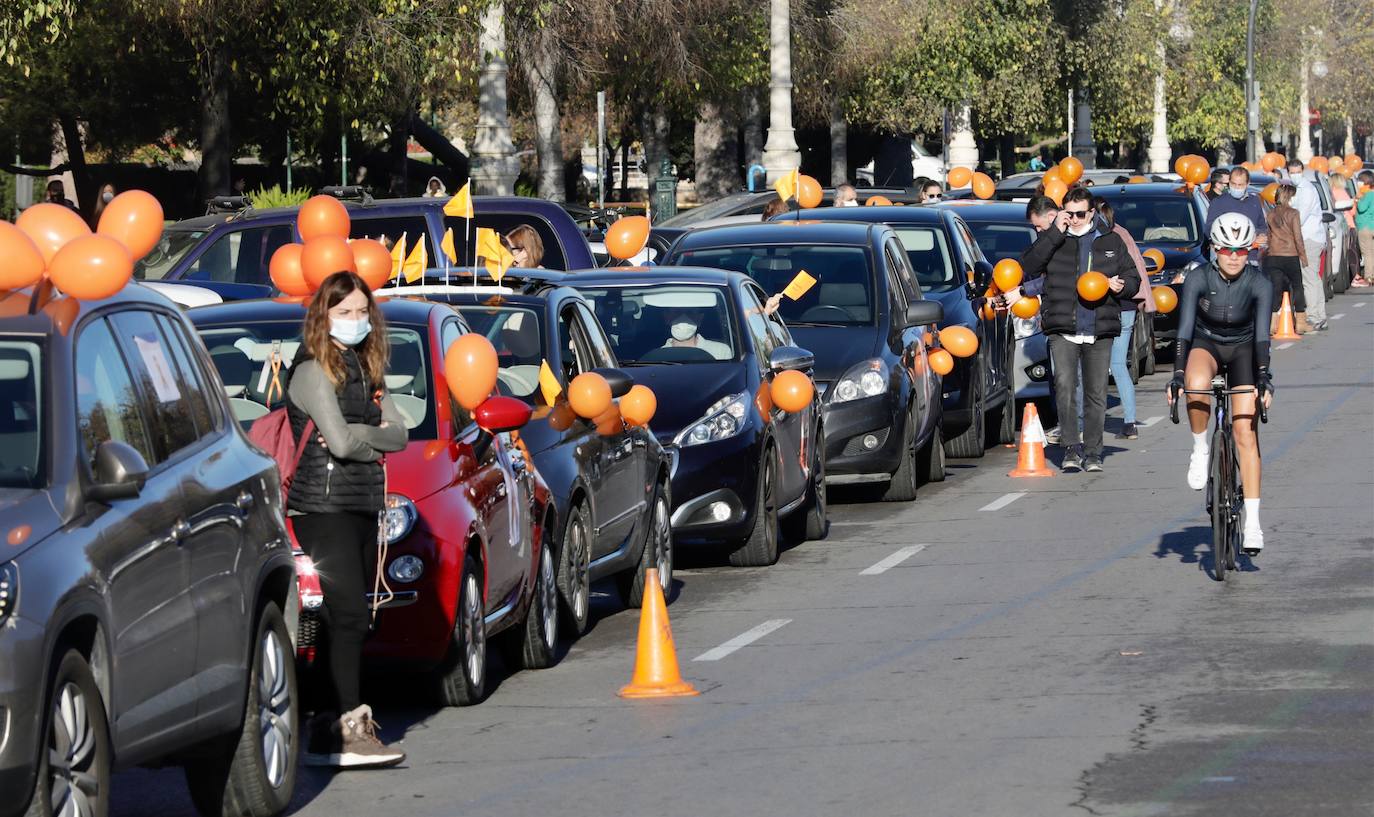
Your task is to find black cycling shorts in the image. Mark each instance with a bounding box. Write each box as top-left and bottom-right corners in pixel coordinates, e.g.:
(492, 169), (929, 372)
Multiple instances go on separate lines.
(1191, 335), (1256, 387)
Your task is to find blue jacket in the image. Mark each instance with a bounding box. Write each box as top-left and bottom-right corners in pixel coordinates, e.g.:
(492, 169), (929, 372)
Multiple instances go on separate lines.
(1205, 191), (1268, 262)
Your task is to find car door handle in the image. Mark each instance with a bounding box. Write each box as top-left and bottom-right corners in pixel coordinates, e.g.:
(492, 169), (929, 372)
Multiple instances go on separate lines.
(235, 490), (254, 511)
(170, 519), (191, 542)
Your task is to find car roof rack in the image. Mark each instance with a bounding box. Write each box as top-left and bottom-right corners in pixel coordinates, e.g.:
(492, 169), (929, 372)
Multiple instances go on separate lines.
(206, 195), (252, 216)
(318, 185), (374, 205)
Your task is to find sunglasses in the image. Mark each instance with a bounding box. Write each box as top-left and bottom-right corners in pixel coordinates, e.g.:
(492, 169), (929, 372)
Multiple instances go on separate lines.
(1215, 246), (1251, 257)
(1064, 209), (1091, 219)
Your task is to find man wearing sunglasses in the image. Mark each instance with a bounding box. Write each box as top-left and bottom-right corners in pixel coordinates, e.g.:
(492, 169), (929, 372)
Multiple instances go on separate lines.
(1167, 212), (1273, 555)
(1004, 187), (1139, 472)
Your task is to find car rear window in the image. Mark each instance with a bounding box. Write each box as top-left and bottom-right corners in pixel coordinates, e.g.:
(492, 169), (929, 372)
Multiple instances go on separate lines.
(890, 228), (957, 292)
(673, 245), (875, 326)
(1097, 196), (1199, 244)
(966, 222), (1037, 263)
(0, 339), (42, 487)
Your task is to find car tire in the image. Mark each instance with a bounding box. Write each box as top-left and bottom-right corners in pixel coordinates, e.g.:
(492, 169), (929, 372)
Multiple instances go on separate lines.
(618, 481), (673, 608)
(881, 407), (920, 502)
(557, 502), (593, 636)
(25, 650), (111, 817)
(994, 391), (1017, 446)
(186, 603), (298, 817)
(515, 542), (559, 670)
(783, 425), (829, 542)
(944, 356), (987, 459)
(918, 419), (946, 483)
(728, 452), (779, 567)
(1141, 320), (1156, 376)
(435, 554), (486, 706)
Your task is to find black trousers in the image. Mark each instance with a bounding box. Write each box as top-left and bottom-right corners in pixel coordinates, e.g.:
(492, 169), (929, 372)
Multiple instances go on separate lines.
(1048, 334), (1112, 459)
(1264, 255), (1306, 312)
(293, 511), (378, 713)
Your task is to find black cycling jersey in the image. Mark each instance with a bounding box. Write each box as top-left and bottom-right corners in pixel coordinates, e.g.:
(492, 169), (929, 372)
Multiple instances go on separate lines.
(1174, 261), (1272, 369)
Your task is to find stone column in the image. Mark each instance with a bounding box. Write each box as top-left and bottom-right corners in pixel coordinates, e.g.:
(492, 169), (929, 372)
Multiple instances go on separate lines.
(762, 0), (801, 182)
(1073, 88), (1095, 169)
(1343, 115), (1355, 157)
(947, 102), (978, 172)
(1147, 39), (1171, 173)
(471, 2), (519, 195)
(1296, 41), (1313, 163)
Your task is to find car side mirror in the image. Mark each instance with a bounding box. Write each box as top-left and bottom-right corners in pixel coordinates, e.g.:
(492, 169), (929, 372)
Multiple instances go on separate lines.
(1321, 212), (1337, 223)
(475, 396), (532, 434)
(1144, 256), (1161, 274)
(87, 441), (149, 502)
(591, 367), (634, 398)
(769, 345), (814, 373)
(971, 259), (994, 292)
(905, 301), (943, 327)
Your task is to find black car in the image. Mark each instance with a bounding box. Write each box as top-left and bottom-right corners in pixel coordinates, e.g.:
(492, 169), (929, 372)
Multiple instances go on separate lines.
(389, 273), (673, 627)
(791, 206), (1017, 457)
(0, 285), (299, 817)
(657, 187), (923, 230)
(566, 268), (828, 565)
(662, 222), (945, 501)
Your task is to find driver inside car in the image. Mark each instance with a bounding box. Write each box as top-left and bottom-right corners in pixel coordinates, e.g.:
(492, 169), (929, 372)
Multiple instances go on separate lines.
(661, 306), (732, 360)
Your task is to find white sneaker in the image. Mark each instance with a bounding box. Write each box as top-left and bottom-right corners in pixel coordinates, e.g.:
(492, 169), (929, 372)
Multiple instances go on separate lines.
(1243, 527), (1264, 555)
(1187, 449), (1208, 490)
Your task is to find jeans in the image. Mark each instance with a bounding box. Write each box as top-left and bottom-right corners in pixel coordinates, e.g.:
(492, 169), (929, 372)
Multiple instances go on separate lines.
(1048, 334), (1112, 459)
(293, 511), (379, 713)
(1109, 309), (1137, 424)
(1299, 239), (1326, 322)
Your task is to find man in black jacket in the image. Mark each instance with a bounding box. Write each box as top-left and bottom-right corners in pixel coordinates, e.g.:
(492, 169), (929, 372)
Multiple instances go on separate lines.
(1006, 187), (1140, 471)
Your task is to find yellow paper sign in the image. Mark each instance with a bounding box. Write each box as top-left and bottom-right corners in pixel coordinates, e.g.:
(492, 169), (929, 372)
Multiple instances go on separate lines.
(782, 270), (817, 300)
(539, 360), (563, 406)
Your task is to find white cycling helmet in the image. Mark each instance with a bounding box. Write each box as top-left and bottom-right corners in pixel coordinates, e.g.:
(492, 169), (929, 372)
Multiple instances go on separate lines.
(1210, 212), (1257, 249)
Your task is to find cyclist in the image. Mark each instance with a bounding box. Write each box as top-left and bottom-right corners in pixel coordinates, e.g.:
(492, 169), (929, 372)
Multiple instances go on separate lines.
(1167, 212), (1274, 554)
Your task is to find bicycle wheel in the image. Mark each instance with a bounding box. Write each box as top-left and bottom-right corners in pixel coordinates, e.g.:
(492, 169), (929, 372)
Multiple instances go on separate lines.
(1209, 430), (1229, 582)
(1227, 443), (1243, 570)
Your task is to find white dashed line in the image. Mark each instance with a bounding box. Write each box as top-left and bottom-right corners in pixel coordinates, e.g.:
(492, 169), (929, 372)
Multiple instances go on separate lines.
(693, 619), (791, 662)
(1329, 313), (1345, 321)
(979, 492), (1027, 512)
(1353, 302), (1366, 308)
(860, 545), (927, 575)
(1138, 415), (1164, 428)
(1277, 342), (1294, 350)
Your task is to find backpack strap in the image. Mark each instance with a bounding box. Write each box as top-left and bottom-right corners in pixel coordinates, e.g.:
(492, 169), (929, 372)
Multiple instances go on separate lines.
(294, 418), (315, 466)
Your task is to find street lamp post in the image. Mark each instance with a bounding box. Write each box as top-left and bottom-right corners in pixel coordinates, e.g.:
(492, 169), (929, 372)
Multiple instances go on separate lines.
(1245, 0), (1259, 161)
(761, 0), (801, 183)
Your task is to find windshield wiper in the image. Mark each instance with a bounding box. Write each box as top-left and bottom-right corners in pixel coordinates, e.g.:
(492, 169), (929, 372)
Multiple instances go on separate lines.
(786, 320), (846, 328)
(620, 360), (685, 366)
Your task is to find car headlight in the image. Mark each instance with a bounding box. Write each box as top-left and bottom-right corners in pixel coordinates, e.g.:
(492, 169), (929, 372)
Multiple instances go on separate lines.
(387, 554), (425, 583)
(830, 359), (889, 404)
(1013, 315), (1041, 340)
(382, 494), (417, 544)
(675, 391), (750, 447)
(0, 561), (16, 625)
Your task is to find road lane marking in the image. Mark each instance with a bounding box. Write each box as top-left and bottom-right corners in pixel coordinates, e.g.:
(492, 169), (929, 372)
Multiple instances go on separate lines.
(979, 492), (1026, 512)
(1138, 415), (1164, 428)
(693, 619), (791, 662)
(1277, 342), (1294, 350)
(1351, 302), (1365, 307)
(1329, 313), (1345, 320)
(860, 545), (927, 575)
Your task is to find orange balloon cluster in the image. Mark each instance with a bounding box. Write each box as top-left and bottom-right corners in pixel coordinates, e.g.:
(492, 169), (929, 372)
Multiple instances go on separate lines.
(928, 348), (954, 376)
(770, 370), (814, 414)
(1173, 155), (1210, 186)
(7, 190), (164, 300)
(1077, 271), (1109, 302)
(606, 215), (650, 260)
(569, 372), (612, 418)
(992, 258), (1023, 292)
(1057, 157), (1084, 185)
(1153, 286), (1178, 314)
(444, 334), (499, 411)
(621, 384), (657, 427)
(1261, 152), (1284, 172)
(947, 167), (973, 188)
(1043, 179), (1068, 206)
(939, 326), (979, 358)
(1309, 156), (1330, 173)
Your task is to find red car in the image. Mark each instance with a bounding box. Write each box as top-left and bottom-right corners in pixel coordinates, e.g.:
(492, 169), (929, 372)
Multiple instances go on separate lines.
(190, 297), (558, 706)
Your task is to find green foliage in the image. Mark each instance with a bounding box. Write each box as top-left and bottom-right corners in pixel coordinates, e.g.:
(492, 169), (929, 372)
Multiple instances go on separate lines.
(247, 184), (311, 208)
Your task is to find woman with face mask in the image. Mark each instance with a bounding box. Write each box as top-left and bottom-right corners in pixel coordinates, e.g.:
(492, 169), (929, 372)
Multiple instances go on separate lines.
(662, 307), (732, 359)
(89, 183), (117, 229)
(288, 271), (409, 768)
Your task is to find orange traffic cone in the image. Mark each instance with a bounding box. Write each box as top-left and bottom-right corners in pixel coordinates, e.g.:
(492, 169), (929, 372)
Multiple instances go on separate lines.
(618, 569), (700, 699)
(1272, 292), (1301, 341)
(1008, 403), (1056, 478)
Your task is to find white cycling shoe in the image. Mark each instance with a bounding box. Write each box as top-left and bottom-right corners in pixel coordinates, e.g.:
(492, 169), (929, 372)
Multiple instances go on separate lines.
(1187, 449), (1208, 490)
(1243, 526), (1264, 555)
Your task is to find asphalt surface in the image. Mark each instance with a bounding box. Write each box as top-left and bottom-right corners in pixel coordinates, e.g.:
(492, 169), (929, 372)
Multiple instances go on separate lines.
(114, 294), (1373, 817)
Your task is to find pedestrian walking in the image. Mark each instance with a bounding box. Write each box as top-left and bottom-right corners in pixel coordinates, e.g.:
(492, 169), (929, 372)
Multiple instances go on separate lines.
(1284, 158), (1329, 331)
(1021, 195), (1064, 444)
(1356, 170), (1374, 287)
(1095, 199), (1154, 440)
(289, 271), (409, 768)
(1263, 182), (1308, 333)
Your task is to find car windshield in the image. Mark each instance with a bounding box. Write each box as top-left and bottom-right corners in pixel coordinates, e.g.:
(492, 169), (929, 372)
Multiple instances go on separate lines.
(1098, 196), (1199, 244)
(576, 285), (739, 364)
(194, 320), (435, 439)
(674, 245), (875, 325)
(658, 194), (765, 227)
(0, 339), (42, 488)
(452, 306), (546, 402)
(134, 229), (210, 281)
(966, 222), (1037, 263)
(891, 227), (957, 291)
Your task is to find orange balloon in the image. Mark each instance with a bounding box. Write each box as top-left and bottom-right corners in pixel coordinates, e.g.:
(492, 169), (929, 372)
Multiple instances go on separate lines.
(1308, 156), (1329, 173)
(928, 348), (954, 376)
(1260, 182), (1279, 205)
(770, 370), (814, 414)
(992, 259), (1023, 292)
(1010, 296), (1039, 319)
(48, 234), (133, 300)
(1043, 179), (1068, 206)
(621, 384), (657, 427)
(971, 172), (995, 200)
(1345, 153), (1361, 171)
(865, 195), (893, 207)
(0, 221), (47, 290)
(797, 175), (823, 209)
(1173, 156), (1191, 178)
(1261, 152), (1283, 172)
(1042, 167), (1065, 188)
(547, 402), (577, 432)
(605, 215), (650, 260)
(1058, 157), (1084, 185)
(297, 195), (350, 241)
(351, 238), (393, 290)
(269, 244), (310, 296)
(16, 203), (91, 265)
(594, 405), (623, 436)
(1128, 175), (1148, 184)
(1153, 286), (1178, 314)
(95, 190), (163, 260)
(980, 301), (997, 320)
(445, 333), (500, 410)
(1077, 270), (1109, 302)
(754, 382), (774, 421)
(300, 235), (357, 291)
(1185, 157), (1210, 185)
(1142, 248), (1165, 272)
(947, 166), (973, 188)
(568, 372), (612, 418)
(939, 325), (978, 358)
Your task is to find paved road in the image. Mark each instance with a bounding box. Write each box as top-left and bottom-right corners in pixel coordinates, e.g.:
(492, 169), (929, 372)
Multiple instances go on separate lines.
(114, 296), (1374, 817)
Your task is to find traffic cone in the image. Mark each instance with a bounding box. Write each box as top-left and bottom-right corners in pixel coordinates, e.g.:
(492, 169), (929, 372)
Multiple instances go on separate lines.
(1272, 292), (1301, 341)
(618, 569), (700, 699)
(1008, 403), (1056, 478)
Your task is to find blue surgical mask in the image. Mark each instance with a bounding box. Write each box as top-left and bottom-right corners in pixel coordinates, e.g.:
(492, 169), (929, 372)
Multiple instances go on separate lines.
(330, 317), (371, 346)
(1228, 188), (1245, 200)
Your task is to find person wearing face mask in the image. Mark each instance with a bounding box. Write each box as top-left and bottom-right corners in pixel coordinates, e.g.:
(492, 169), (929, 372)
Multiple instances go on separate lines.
(89, 183), (117, 229)
(834, 183), (859, 207)
(1204, 166), (1269, 266)
(288, 271), (408, 768)
(1205, 168), (1229, 201)
(44, 179), (78, 212)
(920, 180), (943, 204)
(661, 307), (732, 359)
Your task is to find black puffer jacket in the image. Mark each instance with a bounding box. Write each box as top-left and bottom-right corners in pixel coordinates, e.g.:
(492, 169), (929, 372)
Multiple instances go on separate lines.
(1020, 223), (1140, 339)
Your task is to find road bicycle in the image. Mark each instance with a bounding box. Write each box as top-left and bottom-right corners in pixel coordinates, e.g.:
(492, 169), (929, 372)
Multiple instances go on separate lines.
(1171, 375), (1267, 581)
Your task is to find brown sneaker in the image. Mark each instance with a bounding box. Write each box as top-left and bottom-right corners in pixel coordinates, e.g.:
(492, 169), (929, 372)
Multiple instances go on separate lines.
(303, 705), (405, 768)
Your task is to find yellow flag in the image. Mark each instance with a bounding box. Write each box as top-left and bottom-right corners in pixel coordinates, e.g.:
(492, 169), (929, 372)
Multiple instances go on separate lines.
(773, 168), (800, 202)
(390, 232), (407, 279)
(538, 360), (562, 406)
(402, 234), (427, 283)
(443, 181), (474, 219)
(441, 227), (458, 264)
(476, 227), (514, 282)
(782, 269), (818, 300)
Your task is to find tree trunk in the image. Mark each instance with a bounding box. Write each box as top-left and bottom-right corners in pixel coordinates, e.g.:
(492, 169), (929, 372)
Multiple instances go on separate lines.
(694, 100), (736, 202)
(198, 40), (233, 202)
(386, 112), (410, 196)
(619, 135), (630, 201)
(742, 89), (764, 177)
(829, 95), (847, 186)
(997, 134), (1016, 179)
(640, 103), (670, 192)
(57, 115), (92, 223)
(523, 28), (565, 202)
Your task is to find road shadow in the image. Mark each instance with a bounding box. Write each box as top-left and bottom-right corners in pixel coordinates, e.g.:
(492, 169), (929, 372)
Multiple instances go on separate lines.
(1154, 525), (1261, 580)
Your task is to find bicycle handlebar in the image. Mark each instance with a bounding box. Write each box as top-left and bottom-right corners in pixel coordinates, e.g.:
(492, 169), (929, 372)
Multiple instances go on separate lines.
(1170, 385), (1268, 424)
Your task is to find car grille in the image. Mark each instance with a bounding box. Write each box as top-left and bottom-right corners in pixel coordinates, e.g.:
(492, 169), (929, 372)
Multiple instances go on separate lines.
(842, 428), (889, 456)
(298, 608), (322, 649)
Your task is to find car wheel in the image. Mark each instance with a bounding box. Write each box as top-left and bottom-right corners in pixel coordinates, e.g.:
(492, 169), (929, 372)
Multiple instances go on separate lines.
(729, 452), (779, 567)
(784, 425), (829, 541)
(1141, 320), (1156, 376)
(618, 482), (673, 608)
(25, 650), (111, 817)
(516, 542), (559, 670)
(186, 603), (297, 817)
(1127, 331), (1141, 385)
(944, 356), (987, 459)
(995, 391), (1017, 445)
(919, 420), (946, 483)
(558, 503), (592, 636)
(435, 554), (486, 706)
(881, 407), (920, 502)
